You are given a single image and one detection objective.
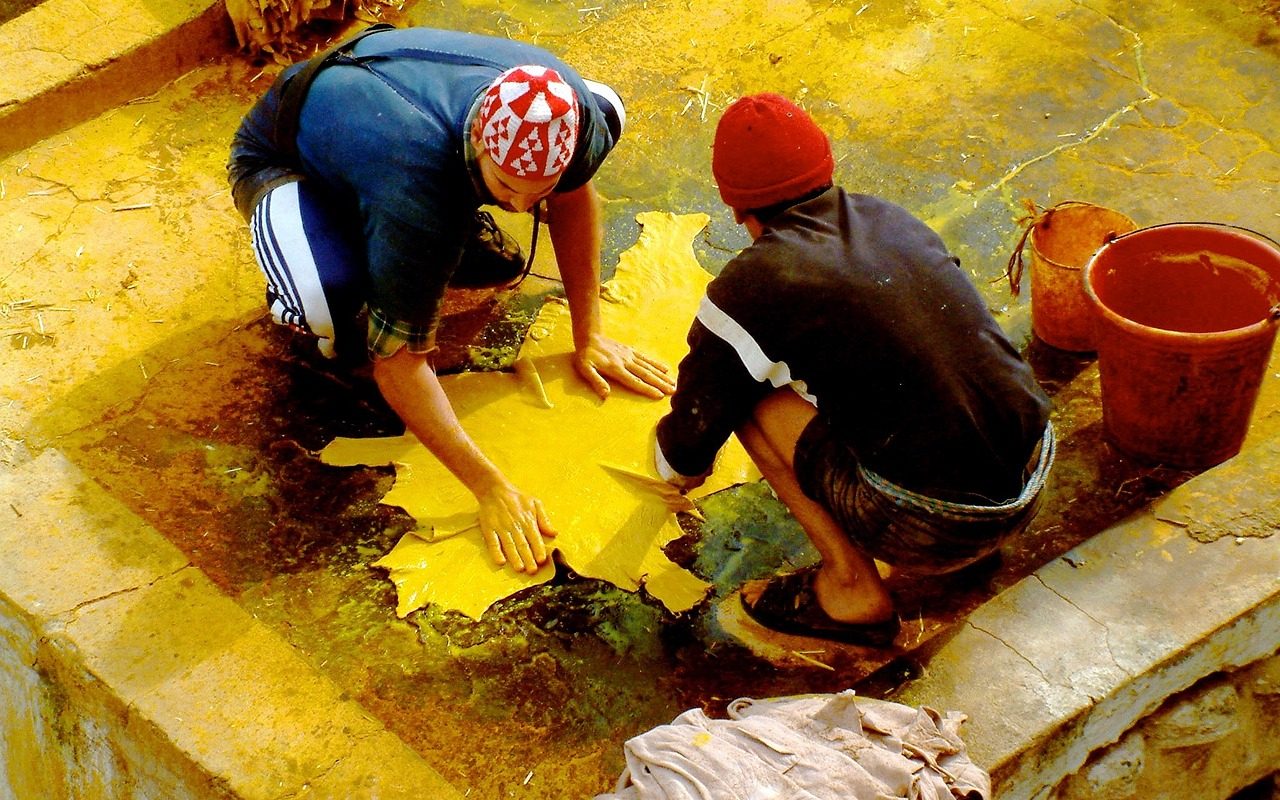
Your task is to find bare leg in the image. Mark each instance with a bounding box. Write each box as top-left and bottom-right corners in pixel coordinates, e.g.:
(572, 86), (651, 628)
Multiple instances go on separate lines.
(737, 389), (895, 624)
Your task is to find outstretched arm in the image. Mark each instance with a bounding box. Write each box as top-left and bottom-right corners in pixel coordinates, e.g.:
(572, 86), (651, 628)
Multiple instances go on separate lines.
(545, 180), (676, 400)
(373, 347), (556, 573)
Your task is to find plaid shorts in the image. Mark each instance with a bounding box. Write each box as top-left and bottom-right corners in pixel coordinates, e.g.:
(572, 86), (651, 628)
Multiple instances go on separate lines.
(795, 420), (1055, 574)
(367, 306), (435, 359)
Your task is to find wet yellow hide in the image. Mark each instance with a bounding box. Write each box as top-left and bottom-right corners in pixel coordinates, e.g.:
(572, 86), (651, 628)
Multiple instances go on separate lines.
(321, 212), (757, 619)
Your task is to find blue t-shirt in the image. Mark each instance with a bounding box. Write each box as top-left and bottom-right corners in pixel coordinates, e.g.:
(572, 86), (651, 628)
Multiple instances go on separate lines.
(229, 27), (618, 331)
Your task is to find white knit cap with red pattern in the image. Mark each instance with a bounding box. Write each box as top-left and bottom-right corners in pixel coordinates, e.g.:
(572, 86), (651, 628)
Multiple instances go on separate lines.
(478, 65), (579, 179)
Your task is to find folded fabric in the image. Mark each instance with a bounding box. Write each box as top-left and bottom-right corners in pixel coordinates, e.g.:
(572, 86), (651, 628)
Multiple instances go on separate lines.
(596, 690), (990, 800)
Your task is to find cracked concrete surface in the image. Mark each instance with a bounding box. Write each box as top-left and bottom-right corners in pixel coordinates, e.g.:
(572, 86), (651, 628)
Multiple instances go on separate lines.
(0, 449), (460, 799)
(1, 0), (1279, 798)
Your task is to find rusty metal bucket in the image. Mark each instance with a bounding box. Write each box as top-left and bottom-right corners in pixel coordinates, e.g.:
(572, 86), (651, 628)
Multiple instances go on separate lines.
(1008, 201), (1137, 352)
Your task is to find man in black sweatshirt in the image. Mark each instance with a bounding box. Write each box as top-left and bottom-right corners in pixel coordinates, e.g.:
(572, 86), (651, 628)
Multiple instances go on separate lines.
(654, 94), (1054, 646)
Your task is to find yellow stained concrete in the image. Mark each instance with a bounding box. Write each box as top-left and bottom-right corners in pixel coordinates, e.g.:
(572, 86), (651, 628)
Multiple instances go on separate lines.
(0, 449), (461, 799)
(1, 63), (261, 445)
(2, 1), (1279, 798)
(0, 0), (229, 156)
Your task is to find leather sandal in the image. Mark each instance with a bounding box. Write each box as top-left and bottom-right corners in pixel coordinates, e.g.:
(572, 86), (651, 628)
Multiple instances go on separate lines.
(740, 566), (900, 647)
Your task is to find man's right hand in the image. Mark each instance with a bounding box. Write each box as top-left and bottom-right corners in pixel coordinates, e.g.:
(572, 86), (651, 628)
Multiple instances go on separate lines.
(477, 482), (559, 574)
(373, 348), (560, 575)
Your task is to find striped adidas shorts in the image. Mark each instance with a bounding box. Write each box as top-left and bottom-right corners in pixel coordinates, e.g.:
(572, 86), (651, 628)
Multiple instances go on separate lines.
(248, 179), (366, 358)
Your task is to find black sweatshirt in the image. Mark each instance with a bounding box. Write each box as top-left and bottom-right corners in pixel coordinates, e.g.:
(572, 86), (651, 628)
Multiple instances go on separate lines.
(655, 187), (1051, 502)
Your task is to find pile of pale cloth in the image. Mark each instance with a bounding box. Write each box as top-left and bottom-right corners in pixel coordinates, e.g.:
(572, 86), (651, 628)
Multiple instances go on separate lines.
(596, 691), (989, 800)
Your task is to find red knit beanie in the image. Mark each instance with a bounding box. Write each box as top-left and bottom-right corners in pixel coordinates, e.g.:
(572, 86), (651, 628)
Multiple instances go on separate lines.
(712, 93), (835, 211)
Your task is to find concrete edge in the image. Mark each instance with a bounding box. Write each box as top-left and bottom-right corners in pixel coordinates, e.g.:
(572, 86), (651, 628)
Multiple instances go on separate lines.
(0, 448), (463, 799)
(0, 0), (234, 158)
(1, 595), (240, 799)
(1003, 595), (1277, 799)
(892, 434), (1280, 799)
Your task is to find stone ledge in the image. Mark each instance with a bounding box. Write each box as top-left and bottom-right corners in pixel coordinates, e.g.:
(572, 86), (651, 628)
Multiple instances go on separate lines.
(1055, 654), (1280, 799)
(0, 0), (233, 158)
(892, 434), (1280, 800)
(0, 449), (461, 799)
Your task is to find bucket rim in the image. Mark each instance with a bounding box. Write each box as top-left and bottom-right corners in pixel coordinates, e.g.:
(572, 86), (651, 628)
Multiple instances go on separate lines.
(1099, 220), (1280, 249)
(1082, 221), (1280, 341)
(1028, 202), (1138, 272)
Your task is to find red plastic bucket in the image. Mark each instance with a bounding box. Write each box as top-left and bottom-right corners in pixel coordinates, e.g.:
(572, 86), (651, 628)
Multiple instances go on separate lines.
(1083, 223), (1280, 467)
(1027, 202), (1136, 351)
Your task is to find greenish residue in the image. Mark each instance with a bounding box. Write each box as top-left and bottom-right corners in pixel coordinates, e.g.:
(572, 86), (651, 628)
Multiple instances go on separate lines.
(203, 442), (276, 499)
(463, 294), (547, 370)
(581, 586), (666, 659)
(693, 481), (817, 595)
(388, 576), (684, 748)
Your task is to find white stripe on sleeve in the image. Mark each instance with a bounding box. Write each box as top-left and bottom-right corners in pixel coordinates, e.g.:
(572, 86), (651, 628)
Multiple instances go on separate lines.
(695, 296), (817, 405)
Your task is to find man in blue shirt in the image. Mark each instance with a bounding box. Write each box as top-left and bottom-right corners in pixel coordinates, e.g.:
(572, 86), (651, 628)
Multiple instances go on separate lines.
(229, 27), (674, 576)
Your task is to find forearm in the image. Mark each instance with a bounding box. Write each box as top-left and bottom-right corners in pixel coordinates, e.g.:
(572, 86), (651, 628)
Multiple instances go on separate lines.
(545, 181), (604, 349)
(373, 347), (556, 573)
(372, 348), (508, 498)
(656, 323), (765, 479)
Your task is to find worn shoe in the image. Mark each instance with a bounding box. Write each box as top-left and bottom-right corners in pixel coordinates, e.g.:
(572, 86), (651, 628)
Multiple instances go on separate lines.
(451, 210), (528, 288)
(740, 566), (900, 647)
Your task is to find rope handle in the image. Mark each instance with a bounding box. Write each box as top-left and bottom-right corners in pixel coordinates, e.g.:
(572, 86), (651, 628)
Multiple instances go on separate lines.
(1001, 198), (1042, 297)
(1002, 200), (1131, 296)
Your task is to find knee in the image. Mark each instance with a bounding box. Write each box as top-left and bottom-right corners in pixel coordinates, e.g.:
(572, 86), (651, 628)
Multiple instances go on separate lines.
(736, 417), (773, 462)
(739, 388), (815, 460)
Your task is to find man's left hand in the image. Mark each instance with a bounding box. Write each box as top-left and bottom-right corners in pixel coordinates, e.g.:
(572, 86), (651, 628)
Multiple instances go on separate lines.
(574, 332), (676, 400)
